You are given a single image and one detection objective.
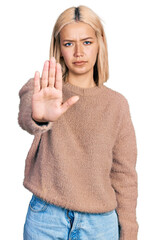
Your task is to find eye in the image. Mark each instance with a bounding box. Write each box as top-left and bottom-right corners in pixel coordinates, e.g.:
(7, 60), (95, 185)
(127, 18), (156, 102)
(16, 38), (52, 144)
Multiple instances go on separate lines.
(64, 42), (72, 47)
(84, 41), (92, 45)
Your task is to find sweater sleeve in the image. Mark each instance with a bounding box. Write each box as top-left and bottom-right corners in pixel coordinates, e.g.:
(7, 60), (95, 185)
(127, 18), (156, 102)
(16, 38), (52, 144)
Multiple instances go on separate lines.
(110, 96), (139, 240)
(18, 78), (53, 135)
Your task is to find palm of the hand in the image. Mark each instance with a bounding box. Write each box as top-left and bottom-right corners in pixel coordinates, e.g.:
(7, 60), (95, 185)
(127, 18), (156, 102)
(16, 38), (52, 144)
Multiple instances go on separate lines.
(33, 86), (62, 103)
(32, 57), (79, 123)
(32, 86), (63, 122)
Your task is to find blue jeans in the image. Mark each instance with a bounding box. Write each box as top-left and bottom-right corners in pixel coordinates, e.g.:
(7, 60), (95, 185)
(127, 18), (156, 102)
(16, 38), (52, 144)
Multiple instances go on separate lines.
(23, 194), (120, 240)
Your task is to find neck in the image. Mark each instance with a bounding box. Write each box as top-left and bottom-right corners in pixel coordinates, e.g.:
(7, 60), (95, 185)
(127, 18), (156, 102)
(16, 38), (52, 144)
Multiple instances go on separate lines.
(66, 71), (96, 88)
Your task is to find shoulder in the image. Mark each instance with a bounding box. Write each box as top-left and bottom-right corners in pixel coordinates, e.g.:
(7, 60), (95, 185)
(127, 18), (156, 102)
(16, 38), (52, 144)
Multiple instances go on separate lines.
(103, 84), (130, 109)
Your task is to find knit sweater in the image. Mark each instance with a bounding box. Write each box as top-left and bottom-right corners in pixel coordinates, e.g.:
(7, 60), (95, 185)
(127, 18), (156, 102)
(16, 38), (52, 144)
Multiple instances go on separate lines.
(18, 78), (139, 240)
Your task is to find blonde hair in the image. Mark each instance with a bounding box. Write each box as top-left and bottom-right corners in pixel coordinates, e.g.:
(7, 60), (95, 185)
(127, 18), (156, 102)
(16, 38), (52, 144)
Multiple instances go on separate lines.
(49, 5), (109, 86)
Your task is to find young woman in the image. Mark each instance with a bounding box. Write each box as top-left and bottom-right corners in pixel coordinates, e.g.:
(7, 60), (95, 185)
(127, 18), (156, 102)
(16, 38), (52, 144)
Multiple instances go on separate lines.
(18, 5), (139, 240)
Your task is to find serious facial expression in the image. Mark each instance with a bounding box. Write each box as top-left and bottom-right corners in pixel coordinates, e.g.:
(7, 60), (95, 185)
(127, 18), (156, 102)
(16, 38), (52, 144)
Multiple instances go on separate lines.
(59, 22), (99, 76)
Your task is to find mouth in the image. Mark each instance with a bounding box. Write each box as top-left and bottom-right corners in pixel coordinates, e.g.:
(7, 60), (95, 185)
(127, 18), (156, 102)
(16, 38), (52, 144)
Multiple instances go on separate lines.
(73, 61), (87, 66)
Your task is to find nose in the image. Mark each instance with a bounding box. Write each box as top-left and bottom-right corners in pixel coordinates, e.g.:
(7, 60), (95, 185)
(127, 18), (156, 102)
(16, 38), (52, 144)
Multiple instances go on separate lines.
(73, 43), (84, 57)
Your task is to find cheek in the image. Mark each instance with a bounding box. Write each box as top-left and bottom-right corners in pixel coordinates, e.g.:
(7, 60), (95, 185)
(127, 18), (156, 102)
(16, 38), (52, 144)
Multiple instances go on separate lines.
(87, 48), (98, 62)
(61, 49), (71, 62)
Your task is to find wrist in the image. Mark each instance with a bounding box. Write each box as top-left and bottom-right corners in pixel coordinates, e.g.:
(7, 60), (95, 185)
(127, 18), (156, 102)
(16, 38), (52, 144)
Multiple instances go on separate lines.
(31, 114), (49, 125)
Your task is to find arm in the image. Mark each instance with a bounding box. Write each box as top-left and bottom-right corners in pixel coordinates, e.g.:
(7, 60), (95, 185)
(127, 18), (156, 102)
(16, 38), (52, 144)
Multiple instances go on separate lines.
(110, 97), (139, 240)
(18, 78), (53, 135)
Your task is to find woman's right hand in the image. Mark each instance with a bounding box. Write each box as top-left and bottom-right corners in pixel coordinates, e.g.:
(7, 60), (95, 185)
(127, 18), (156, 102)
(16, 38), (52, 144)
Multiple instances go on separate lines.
(32, 57), (79, 123)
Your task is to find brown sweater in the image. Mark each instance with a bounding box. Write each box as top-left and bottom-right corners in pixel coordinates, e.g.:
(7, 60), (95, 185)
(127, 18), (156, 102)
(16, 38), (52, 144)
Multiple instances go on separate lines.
(18, 78), (139, 240)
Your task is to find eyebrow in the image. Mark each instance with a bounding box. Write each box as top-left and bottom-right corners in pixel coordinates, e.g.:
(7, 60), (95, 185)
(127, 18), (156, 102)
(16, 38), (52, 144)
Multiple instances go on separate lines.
(62, 37), (94, 42)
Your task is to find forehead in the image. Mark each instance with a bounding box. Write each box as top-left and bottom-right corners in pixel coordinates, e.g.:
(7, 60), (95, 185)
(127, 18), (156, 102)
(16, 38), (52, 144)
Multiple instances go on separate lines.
(60, 22), (96, 39)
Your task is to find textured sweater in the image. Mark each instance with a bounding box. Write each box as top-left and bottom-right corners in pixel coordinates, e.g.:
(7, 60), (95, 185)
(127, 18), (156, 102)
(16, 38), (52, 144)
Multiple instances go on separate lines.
(18, 78), (139, 240)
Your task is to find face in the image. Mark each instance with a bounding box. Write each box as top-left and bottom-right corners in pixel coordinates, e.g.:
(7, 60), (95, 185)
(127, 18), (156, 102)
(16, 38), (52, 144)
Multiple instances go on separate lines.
(59, 22), (99, 76)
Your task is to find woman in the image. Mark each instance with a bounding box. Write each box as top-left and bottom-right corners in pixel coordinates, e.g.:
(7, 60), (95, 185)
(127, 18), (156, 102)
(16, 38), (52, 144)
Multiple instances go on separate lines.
(18, 5), (139, 240)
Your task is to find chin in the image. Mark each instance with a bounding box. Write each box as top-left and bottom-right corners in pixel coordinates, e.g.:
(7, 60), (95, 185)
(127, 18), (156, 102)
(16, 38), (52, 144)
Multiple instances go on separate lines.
(72, 69), (89, 75)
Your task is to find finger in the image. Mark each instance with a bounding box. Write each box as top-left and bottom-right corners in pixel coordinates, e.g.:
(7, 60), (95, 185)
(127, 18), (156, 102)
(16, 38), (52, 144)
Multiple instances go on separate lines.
(49, 57), (56, 88)
(34, 71), (40, 94)
(41, 60), (49, 88)
(55, 63), (62, 91)
(61, 96), (80, 114)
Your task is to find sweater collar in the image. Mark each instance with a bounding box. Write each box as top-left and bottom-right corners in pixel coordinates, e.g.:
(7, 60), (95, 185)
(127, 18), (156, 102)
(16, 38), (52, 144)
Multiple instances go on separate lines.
(63, 81), (106, 96)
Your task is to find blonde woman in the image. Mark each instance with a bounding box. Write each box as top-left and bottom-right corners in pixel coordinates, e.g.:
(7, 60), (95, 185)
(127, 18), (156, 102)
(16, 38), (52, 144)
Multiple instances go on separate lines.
(18, 5), (139, 240)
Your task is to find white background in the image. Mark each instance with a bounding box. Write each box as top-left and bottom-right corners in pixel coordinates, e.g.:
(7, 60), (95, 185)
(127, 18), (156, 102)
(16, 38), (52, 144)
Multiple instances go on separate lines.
(0, 0), (156, 239)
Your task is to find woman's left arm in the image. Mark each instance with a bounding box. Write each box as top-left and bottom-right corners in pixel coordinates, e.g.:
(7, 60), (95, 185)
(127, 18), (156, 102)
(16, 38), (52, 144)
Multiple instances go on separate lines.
(110, 97), (139, 240)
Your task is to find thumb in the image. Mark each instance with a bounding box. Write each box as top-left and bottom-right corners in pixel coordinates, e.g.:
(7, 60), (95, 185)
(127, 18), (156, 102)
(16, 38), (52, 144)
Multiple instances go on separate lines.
(61, 96), (80, 114)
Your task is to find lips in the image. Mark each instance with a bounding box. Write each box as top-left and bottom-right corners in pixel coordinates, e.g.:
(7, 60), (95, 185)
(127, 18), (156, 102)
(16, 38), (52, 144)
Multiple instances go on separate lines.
(73, 61), (87, 65)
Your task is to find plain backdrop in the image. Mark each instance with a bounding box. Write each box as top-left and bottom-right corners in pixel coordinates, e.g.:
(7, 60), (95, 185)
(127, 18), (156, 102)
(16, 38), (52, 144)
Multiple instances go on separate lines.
(0, 0), (156, 239)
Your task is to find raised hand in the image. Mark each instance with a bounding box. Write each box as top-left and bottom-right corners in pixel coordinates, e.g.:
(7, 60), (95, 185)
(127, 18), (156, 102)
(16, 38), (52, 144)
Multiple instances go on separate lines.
(32, 57), (79, 123)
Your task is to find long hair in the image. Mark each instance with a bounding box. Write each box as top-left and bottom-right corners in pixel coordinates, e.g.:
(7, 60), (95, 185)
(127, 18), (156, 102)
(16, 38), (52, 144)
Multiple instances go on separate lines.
(49, 5), (109, 86)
